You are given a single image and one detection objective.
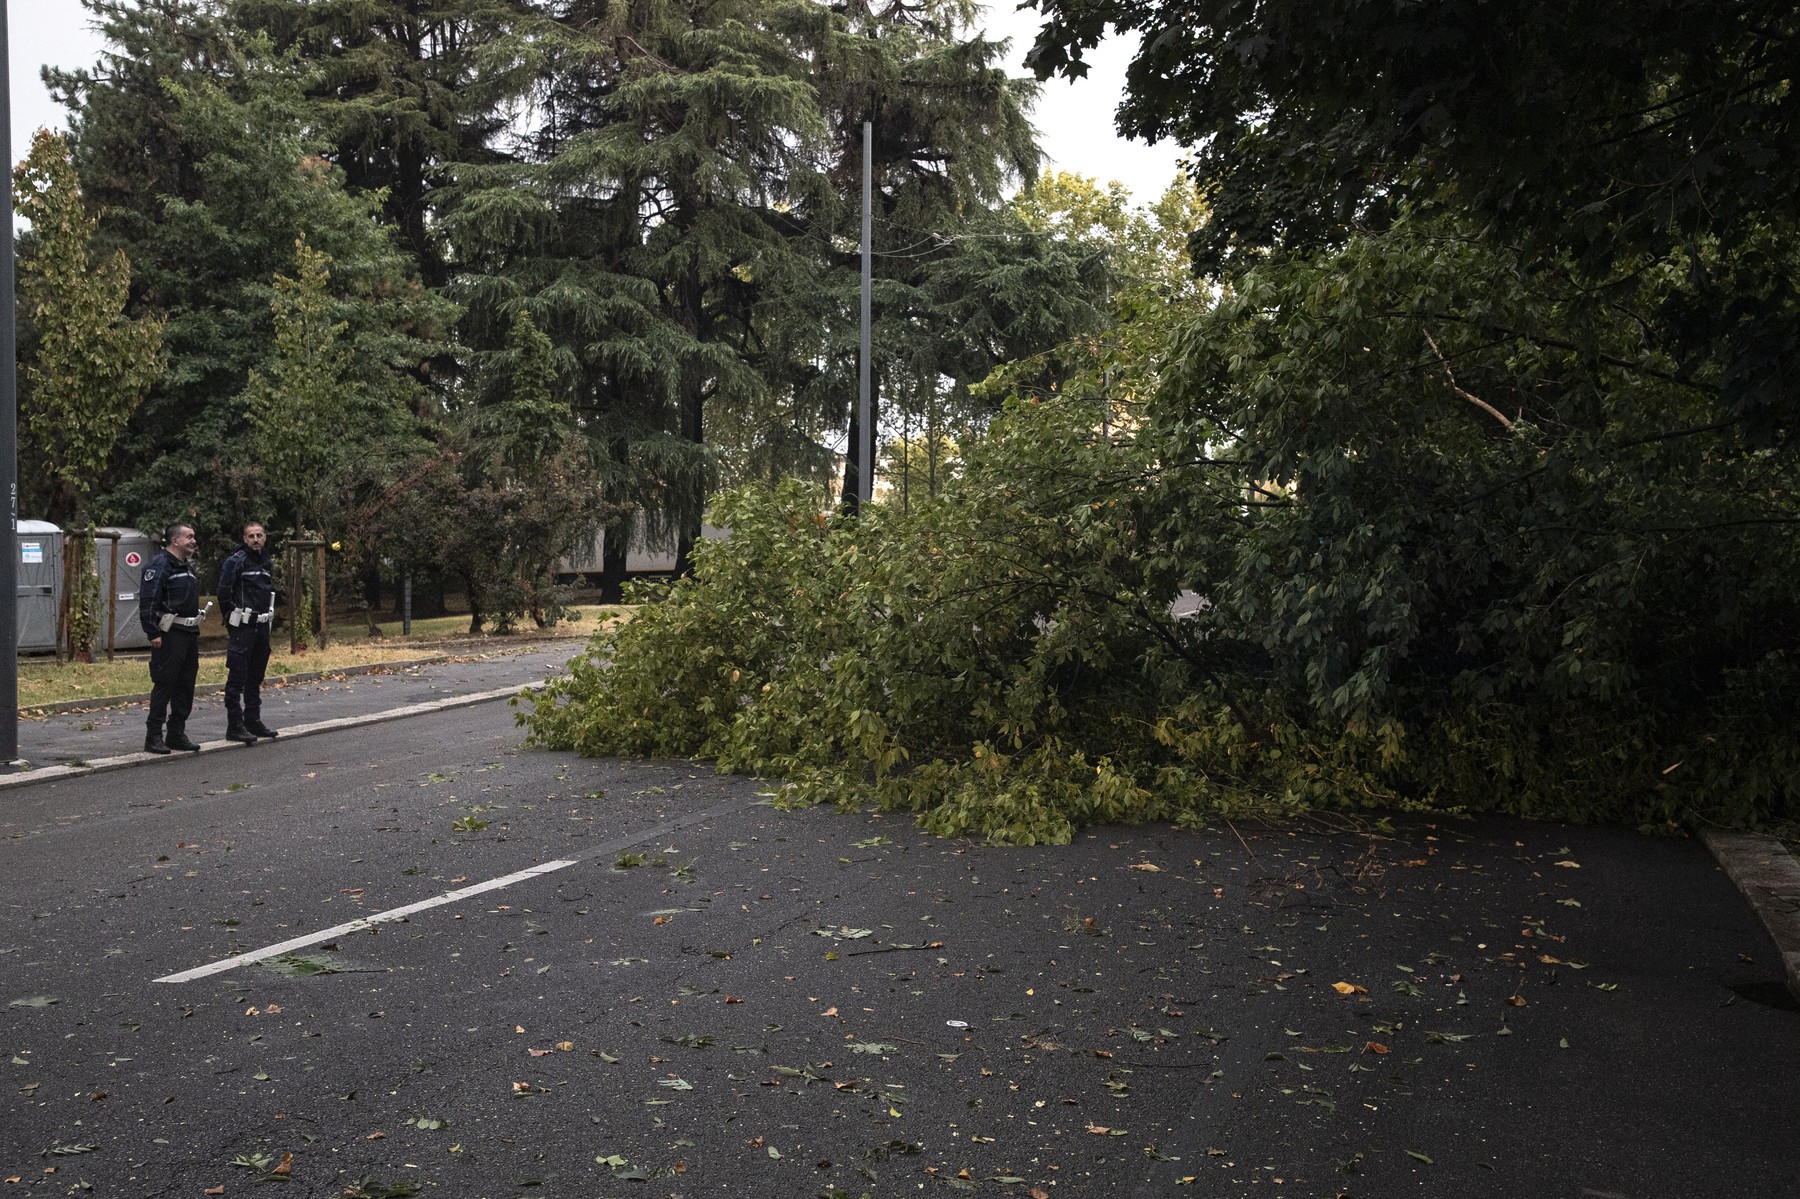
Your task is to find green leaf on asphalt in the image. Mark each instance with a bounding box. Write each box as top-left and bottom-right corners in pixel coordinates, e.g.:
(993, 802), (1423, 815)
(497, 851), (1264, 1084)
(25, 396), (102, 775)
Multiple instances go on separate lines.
(43, 1144), (98, 1156)
(263, 953), (347, 976)
(1405, 1151), (1434, 1164)
(595, 1154), (628, 1168)
(9, 996), (59, 1008)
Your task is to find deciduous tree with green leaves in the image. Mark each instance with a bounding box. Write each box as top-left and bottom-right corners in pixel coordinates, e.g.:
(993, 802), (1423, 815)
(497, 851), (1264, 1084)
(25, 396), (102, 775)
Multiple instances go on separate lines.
(12, 128), (165, 526)
(245, 236), (355, 535)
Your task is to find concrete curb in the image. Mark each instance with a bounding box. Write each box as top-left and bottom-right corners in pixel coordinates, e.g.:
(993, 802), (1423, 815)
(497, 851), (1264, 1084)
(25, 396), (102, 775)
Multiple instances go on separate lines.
(19, 655), (458, 717)
(1701, 829), (1800, 1005)
(0, 681), (545, 792)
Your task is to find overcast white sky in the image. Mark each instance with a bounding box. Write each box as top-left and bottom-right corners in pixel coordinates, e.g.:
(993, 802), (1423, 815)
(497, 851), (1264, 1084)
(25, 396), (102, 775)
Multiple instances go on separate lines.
(9, 0), (1187, 208)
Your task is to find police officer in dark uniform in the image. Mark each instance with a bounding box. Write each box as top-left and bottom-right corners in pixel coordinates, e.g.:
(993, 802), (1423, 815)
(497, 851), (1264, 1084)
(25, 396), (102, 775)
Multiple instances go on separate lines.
(139, 521), (205, 754)
(217, 521), (280, 743)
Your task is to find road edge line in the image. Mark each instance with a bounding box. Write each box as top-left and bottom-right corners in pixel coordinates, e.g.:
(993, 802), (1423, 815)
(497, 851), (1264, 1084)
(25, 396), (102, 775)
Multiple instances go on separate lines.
(0, 683), (544, 793)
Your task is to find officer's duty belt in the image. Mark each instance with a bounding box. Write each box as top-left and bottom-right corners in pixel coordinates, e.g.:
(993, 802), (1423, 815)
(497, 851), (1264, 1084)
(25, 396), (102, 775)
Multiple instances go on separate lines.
(169, 615), (202, 629)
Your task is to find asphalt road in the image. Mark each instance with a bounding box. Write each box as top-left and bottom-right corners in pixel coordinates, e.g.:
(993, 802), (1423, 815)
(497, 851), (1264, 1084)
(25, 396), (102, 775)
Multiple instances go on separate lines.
(2, 695), (1797, 1198)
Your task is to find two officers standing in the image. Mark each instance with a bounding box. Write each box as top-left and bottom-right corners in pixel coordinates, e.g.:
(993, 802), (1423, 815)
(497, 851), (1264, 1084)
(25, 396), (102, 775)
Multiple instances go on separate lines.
(137, 520), (281, 755)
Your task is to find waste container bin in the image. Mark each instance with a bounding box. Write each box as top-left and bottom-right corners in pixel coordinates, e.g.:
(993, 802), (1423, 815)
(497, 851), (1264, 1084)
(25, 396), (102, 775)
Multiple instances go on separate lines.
(15, 520), (64, 653)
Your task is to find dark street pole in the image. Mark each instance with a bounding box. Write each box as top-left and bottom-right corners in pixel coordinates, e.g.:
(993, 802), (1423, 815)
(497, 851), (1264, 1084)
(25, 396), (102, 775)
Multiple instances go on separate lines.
(858, 119), (872, 507)
(0, 2), (21, 764)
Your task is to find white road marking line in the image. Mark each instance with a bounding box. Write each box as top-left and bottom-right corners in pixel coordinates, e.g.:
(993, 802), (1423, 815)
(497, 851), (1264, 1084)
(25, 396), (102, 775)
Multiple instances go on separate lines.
(153, 860), (580, 984)
(153, 793), (761, 985)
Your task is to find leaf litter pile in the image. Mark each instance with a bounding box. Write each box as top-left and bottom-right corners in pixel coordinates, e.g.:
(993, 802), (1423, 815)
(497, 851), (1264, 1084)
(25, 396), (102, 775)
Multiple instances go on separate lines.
(0, 768), (1723, 1196)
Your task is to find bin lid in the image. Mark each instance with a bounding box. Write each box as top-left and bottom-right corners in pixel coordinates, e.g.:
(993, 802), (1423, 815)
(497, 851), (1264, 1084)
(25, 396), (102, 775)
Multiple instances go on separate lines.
(17, 520), (60, 535)
(95, 527), (150, 539)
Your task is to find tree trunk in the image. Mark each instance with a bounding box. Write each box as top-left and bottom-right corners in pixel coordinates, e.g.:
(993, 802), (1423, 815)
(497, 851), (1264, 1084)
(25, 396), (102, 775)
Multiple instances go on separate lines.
(462, 569), (484, 635)
(599, 517), (629, 604)
(361, 555), (383, 636)
(841, 402), (862, 516)
(673, 236), (706, 577)
(840, 364), (880, 512)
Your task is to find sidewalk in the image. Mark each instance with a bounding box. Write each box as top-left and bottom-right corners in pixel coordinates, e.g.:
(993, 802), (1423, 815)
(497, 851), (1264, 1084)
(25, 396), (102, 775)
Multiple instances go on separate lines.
(8, 639), (580, 777)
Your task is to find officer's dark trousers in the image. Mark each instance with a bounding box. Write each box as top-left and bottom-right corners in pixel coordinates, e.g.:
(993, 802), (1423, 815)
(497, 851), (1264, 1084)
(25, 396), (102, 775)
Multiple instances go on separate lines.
(147, 629), (200, 735)
(225, 623), (272, 727)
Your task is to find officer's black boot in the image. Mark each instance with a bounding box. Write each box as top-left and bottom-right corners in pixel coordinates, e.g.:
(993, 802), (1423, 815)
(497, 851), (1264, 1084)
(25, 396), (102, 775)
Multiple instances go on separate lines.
(245, 720), (280, 739)
(166, 727), (201, 753)
(225, 721), (257, 745)
(144, 727), (171, 755)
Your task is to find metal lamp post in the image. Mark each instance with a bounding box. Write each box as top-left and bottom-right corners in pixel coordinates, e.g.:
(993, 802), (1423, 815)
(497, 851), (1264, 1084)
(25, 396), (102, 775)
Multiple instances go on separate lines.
(1, 1), (21, 764)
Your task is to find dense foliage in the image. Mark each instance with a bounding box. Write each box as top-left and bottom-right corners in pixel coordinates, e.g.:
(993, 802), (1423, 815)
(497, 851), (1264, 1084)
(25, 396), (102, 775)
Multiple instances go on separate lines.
(524, 2), (1798, 834)
(31, 0), (1090, 622)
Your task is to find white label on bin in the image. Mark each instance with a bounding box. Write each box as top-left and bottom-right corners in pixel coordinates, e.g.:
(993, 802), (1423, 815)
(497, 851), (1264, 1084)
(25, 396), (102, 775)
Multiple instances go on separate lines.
(20, 543), (42, 563)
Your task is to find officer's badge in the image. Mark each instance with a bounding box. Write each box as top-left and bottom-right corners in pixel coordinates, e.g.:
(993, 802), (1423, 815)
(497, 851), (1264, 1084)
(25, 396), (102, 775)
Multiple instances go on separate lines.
(143, 570), (157, 579)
